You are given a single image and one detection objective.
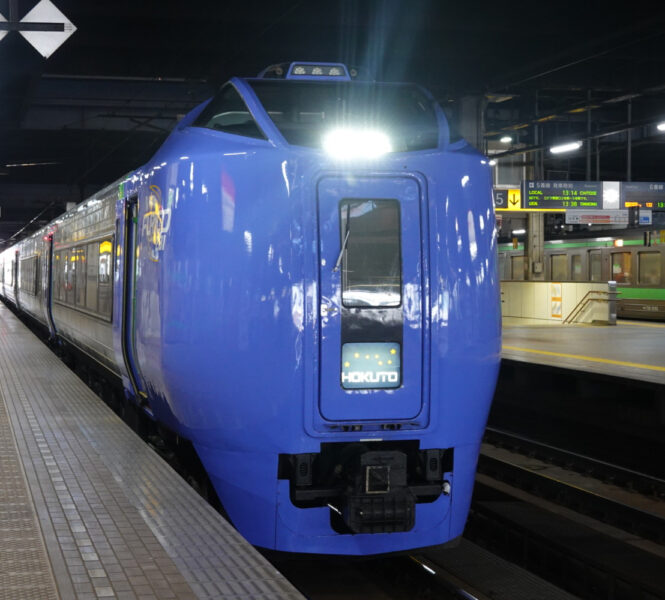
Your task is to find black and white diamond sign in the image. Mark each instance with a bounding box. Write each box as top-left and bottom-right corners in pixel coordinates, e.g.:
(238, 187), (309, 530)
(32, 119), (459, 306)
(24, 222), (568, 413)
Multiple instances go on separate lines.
(0, 0), (76, 58)
(0, 12), (7, 44)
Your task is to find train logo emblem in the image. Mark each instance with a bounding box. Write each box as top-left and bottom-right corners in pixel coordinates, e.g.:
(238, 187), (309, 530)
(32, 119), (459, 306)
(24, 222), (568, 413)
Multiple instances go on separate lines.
(142, 185), (171, 262)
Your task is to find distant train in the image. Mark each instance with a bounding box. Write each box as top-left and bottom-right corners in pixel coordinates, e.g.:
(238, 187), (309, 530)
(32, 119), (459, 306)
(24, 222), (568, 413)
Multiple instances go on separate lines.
(498, 234), (665, 320)
(0, 61), (501, 555)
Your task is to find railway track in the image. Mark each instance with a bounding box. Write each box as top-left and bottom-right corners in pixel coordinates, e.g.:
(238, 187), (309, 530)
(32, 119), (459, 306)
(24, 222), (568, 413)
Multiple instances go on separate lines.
(264, 552), (479, 600)
(484, 426), (665, 499)
(479, 426), (665, 543)
(470, 426), (665, 599)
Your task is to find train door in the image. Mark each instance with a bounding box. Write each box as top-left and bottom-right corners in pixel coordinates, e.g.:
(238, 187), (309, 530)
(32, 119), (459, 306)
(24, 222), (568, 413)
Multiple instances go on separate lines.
(317, 176), (426, 424)
(550, 254), (568, 281)
(43, 235), (57, 338)
(13, 251), (19, 308)
(120, 195), (149, 408)
(511, 255), (525, 280)
(588, 249), (602, 281)
(571, 254), (583, 281)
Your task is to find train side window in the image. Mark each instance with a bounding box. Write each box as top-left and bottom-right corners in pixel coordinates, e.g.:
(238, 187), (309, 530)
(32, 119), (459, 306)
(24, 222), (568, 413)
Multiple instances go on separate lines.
(611, 252), (632, 284)
(638, 252), (661, 285)
(589, 250), (602, 282)
(98, 239), (113, 318)
(75, 247), (87, 307)
(53, 252), (62, 301)
(511, 255), (525, 280)
(571, 255), (583, 281)
(193, 84), (266, 140)
(20, 256), (38, 295)
(86, 242), (99, 313)
(550, 254), (567, 281)
(63, 250), (76, 304)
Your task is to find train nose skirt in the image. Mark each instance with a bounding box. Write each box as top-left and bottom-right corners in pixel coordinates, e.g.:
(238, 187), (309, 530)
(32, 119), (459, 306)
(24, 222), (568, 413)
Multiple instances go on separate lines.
(344, 489), (416, 534)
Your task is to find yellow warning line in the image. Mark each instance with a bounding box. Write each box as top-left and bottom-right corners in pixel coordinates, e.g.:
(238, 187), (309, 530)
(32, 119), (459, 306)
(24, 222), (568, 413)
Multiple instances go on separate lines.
(617, 320), (665, 329)
(502, 345), (665, 373)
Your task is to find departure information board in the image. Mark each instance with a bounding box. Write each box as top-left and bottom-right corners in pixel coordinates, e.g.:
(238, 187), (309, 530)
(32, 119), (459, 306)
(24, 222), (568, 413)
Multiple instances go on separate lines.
(522, 181), (602, 209)
(620, 182), (665, 210)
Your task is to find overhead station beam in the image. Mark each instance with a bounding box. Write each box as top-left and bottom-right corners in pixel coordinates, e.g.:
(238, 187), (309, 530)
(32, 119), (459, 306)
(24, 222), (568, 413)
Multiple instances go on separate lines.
(3, 75), (212, 132)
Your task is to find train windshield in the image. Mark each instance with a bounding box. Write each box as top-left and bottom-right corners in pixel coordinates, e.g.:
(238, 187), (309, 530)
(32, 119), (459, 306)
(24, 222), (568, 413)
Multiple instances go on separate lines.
(248, 80), (439, 153)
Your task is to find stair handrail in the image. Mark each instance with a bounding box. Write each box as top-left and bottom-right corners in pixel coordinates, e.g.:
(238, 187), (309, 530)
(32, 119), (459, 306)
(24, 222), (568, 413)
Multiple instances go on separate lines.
(562, 290), (609, 324)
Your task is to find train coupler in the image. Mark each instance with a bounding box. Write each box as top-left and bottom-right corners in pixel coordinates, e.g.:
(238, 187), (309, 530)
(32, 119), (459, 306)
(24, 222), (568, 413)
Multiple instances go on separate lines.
(342, 450), (415, 533)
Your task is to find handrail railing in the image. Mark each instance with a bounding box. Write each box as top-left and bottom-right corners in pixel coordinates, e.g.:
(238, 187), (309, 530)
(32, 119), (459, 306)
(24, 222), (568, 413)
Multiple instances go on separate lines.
(563, 290), (607, 324)
(563, 289), (616, 324)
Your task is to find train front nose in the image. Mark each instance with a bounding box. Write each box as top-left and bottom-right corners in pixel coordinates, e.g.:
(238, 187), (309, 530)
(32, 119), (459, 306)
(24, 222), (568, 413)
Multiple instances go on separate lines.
(273, 170), (454, 546)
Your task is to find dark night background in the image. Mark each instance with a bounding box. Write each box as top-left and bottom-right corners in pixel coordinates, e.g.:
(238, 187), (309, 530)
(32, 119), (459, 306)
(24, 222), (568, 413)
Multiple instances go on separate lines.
(2, 0), (665, 242)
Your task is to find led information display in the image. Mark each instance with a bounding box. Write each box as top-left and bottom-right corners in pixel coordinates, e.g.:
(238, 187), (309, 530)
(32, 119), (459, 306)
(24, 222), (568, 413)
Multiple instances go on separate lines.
(341, 342), (401, 389)
(620, 182), (665, 210)
(522, 181), (602, 209)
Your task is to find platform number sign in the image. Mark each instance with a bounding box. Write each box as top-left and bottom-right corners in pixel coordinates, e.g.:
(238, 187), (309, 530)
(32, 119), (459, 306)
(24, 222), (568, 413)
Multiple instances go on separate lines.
(493, 189), (507, 209)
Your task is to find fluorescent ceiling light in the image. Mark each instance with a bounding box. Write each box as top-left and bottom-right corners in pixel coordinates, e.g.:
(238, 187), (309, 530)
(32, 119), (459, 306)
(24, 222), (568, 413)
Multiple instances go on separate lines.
(550, 141), (582, 154)
(322, 129), (392, 159)
(657, 122), (665, 132)
(5, 161), (58, 167)
(500, 136), (512, 143)
(511, 228), (526, 235)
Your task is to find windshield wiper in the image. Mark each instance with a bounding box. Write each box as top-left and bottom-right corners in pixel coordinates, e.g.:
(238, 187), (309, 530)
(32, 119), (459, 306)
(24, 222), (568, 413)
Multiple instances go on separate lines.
(333, 203), (351, 272)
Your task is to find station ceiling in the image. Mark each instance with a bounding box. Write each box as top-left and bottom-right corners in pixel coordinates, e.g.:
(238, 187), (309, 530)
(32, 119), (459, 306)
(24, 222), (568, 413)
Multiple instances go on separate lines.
(1, 0), (665, 244)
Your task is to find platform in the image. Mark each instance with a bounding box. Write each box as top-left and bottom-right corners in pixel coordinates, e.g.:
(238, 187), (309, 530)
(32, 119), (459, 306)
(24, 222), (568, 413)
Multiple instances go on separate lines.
(0, 302), (303, 600)
(502, 318), (665, 385)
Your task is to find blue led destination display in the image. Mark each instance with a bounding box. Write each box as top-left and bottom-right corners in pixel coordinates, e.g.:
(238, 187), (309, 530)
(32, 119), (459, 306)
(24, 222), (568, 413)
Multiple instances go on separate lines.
(341, 342), (401, 389)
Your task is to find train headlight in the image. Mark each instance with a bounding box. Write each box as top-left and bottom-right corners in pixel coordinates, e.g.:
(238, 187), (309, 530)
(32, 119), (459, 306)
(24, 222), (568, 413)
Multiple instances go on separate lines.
(322, 129), (392, 160)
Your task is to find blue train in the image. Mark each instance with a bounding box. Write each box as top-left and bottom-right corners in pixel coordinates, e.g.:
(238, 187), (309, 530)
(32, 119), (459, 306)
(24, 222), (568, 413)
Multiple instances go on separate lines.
(0, 62), (501, 555)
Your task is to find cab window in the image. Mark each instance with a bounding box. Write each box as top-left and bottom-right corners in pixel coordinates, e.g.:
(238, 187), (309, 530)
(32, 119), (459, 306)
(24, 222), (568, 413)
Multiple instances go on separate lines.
(340, 199), (401, 308)
(193, 85), (266, 139)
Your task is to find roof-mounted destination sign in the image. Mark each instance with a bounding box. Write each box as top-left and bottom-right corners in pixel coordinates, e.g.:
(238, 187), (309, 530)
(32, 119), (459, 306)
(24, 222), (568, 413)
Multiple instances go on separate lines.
(286, 62), (351, 81)
(522, 180), (602, 209)
(257, 62), (353, 81)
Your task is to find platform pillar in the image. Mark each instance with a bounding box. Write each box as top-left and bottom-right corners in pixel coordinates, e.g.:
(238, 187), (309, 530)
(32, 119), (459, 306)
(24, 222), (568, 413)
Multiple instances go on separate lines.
(526, 212), (545, 280)
(607, 281), (617, 325)
(458, 95), (488, 152)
